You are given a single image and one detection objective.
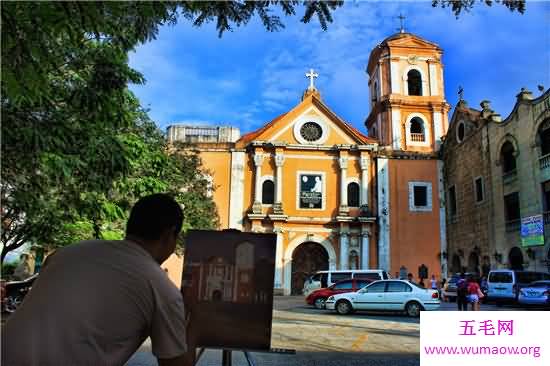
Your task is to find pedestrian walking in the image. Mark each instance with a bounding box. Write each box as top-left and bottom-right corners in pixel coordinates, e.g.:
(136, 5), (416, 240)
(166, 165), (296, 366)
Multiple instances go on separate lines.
(2, 194), (195, 366)
(440, 278), (447, 301)
(467, 275), (483, 311)
(456, 273), (468, 311)
(430, 274), (438, 290)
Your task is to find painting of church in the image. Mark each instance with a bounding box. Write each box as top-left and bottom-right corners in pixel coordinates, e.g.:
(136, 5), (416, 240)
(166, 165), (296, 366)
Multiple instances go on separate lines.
(166, 31), (450, 295)
(181, 230), (276, 350)
(195, 242), (257, 303)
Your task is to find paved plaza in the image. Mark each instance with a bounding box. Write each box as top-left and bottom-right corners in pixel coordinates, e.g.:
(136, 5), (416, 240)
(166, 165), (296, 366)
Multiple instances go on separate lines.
(126, 296), (525, 366)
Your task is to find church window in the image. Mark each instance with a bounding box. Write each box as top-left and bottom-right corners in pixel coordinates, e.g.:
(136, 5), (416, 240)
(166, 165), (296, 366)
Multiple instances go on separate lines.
(500, 141), (517, 176)
(448, 185), (457, 217)
(474, 176), (484, 203)
(407, 69), (422, 96)
(300, 122), (323, 142)
(262, 179), (274, 204)
(409, 117), (425, 142)
(347, 182), (360, 207)
(457, 121), (465, 143)
(538, 118), (550, 156)
(409, 182), (432, 212)
(504, 192), (521, 223)
(414, 186), (427, 206)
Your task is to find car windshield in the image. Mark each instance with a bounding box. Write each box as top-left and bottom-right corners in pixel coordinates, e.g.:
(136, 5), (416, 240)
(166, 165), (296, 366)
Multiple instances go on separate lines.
(527, 281), (550, 288)
(489, 272), (512, 283)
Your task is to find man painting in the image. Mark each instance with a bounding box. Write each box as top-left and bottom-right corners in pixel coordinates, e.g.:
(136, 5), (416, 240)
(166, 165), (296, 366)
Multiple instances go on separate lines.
(2, 194), (195, 366)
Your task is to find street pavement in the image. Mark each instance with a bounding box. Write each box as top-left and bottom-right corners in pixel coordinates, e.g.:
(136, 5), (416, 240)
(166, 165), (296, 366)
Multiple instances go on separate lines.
(126, 296), (530, 366)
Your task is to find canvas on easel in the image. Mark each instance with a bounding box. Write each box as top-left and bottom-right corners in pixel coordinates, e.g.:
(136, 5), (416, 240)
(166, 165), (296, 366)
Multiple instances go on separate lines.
(181, 229), (276, 351)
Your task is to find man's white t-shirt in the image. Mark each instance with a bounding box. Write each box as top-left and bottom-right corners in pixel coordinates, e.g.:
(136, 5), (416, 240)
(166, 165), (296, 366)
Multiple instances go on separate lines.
(2, 240), (187, 366)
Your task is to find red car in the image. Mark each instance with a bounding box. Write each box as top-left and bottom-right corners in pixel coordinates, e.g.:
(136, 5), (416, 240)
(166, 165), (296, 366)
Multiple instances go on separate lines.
(306, 278), (373, 309)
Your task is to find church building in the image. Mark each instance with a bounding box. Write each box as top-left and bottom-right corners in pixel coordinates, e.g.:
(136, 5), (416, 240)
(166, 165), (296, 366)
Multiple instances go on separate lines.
(165, 31), (450, 295)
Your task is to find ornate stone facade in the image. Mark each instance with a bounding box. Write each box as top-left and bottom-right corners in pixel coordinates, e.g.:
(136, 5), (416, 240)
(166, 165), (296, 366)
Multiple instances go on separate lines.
(443, 88), (550, 275)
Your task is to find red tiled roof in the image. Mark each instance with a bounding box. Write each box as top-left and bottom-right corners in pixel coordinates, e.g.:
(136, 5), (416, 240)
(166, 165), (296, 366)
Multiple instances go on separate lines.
(237, 94), (377, 146)
(237, 113), (287, 144)
(310, 96), (376, 144)
(346, 123), (377, 144)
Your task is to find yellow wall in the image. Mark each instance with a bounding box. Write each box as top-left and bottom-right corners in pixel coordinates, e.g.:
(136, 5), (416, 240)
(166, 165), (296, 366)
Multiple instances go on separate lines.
(198, 150), (232, 229)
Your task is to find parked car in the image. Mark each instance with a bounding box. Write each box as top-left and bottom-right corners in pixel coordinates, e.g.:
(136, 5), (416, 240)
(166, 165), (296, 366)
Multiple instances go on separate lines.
(306, 278), (373, 309)
(325, 279), (440, 317)
(303, 269), (390, 296)
(518, 280), (550, 307)
(487, 270), (550, 305)
(2, 273), (38, 313)
(442, 273), (477, 302)
(442, 274), (460, 302)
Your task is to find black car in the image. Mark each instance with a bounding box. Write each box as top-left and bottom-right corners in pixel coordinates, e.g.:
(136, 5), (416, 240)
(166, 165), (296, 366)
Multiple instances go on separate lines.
(2, 273), (38, 313)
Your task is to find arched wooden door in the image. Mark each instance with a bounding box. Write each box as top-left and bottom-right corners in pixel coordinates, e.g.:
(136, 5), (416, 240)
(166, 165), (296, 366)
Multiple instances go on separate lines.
(508, 247), (524, 270)
(467, 252), (480, 274)
(291, 242), (329, 295)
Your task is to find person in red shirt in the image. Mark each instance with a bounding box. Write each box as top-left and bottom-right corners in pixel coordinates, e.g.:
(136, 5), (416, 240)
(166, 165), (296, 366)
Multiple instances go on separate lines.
(467, 276), (482, 311)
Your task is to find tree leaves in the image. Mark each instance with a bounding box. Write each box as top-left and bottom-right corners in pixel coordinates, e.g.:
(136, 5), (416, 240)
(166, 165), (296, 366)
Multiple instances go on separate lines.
(431, 0), (525, 17)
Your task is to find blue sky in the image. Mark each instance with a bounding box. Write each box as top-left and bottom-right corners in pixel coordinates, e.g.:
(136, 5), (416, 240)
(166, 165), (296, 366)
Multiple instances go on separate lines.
(128, 1), (550, 135)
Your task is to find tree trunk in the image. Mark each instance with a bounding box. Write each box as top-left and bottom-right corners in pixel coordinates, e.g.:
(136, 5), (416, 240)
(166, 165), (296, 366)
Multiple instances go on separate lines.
(93, 220), (101, 239)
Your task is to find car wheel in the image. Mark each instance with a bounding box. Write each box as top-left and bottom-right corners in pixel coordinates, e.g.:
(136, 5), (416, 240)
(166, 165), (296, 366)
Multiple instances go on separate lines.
(314, 297), (326, 310)
(405, 301), (422, 317)
(335, 300), (352, 315)
(4, 295), (23, 313)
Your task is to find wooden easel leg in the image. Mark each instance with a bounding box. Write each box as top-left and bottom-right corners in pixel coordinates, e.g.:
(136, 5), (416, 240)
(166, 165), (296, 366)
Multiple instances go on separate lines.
(193, 348), (205, 365)
(222, 350), (232, 366)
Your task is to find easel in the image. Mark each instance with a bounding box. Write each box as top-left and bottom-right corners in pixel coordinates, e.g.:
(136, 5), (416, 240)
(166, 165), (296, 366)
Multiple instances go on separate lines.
(194, 347), (296, 366)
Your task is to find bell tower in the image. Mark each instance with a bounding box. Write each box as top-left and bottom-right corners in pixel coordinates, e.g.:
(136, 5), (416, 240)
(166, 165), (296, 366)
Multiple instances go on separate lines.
(365, 31), (451, 280)
(365, 32), (450, 152)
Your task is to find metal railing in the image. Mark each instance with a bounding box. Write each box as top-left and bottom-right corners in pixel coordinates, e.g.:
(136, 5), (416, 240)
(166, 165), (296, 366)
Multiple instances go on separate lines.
(502, 169), (517, 184)
(410, 133), (425, 142)
(539, 153), (550, 170)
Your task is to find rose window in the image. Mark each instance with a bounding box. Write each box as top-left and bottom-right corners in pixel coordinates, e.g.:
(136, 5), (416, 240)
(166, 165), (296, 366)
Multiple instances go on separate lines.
(300, 122), (323, 142)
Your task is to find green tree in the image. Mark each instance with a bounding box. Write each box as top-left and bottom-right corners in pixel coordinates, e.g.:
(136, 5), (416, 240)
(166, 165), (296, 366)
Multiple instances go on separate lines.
(1, 1), (342, 263)
(1, 1), (526, 262)
(432, 0), (525, 16)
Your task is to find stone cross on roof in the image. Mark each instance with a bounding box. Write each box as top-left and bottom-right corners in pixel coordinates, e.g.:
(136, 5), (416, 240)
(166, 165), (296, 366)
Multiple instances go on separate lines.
(306, 68), (319, 90)
(397, 13), (406, 33)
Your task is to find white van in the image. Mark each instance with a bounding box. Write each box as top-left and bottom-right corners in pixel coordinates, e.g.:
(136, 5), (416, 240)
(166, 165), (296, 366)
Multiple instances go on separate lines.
(302, 269), (390, 296)
(487, 270), (550, 304)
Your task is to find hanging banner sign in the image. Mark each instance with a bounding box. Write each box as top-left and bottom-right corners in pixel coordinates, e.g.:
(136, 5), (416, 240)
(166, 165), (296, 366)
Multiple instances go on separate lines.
(520, 215), (544, 247)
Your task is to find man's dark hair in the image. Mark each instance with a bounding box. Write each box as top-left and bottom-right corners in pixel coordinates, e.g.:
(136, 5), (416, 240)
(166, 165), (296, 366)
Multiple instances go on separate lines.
(126, 194), (184, 240)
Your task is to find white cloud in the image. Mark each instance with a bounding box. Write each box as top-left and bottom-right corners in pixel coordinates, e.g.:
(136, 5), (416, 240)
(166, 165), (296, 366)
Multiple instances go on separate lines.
(128, 1), (548, 133)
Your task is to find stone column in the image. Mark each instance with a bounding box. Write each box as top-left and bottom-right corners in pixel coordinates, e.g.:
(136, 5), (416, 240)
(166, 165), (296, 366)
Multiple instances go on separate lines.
(339, 156), (348, 215)
(273, 227), (284, 290)
(361, 230), (370, 269)
(360, 156), (370, 208)
(340, 232), (349, 270)
(252, 153), (264, 214)
(274, 153), (285, 214)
